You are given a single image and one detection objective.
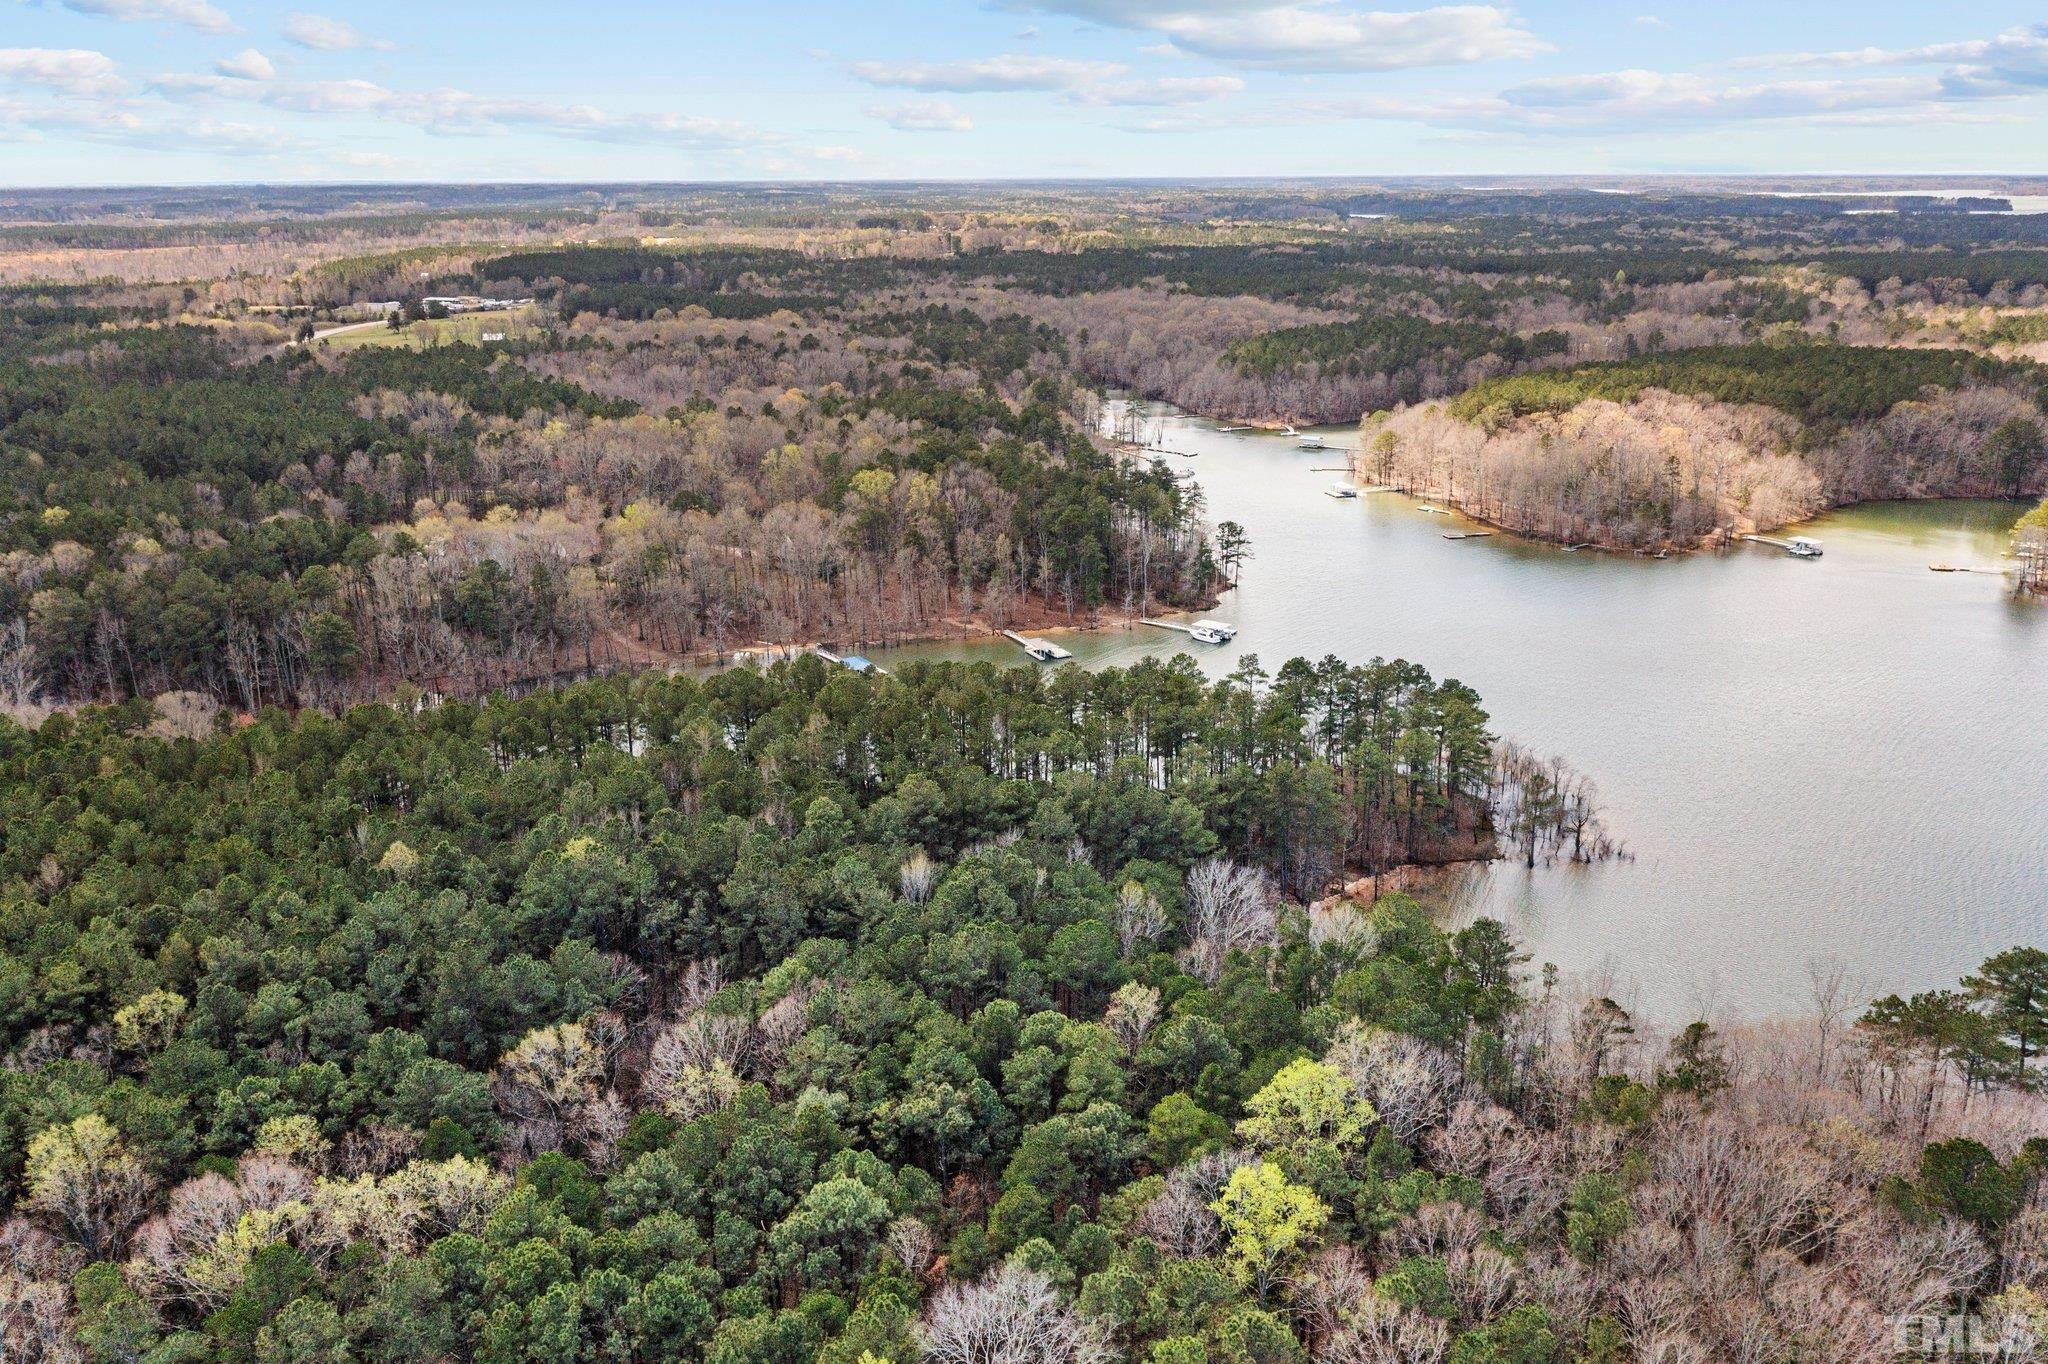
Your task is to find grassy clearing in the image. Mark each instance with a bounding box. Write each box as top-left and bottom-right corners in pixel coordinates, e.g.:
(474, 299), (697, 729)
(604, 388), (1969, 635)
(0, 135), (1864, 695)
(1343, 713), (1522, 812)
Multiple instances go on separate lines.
(321, 305), (538, 351)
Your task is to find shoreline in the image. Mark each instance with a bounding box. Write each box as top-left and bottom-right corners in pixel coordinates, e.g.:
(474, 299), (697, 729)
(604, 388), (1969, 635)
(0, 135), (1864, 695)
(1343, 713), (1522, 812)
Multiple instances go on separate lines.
(1122, 392), (2046, 573)
(1363, 486), (2045, 558)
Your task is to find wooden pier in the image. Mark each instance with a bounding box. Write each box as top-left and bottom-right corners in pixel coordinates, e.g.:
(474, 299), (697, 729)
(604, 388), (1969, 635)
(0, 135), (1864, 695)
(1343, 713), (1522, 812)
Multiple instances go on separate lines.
(1002, 630), (1072, 662)
(1741, 534), (1822, 558)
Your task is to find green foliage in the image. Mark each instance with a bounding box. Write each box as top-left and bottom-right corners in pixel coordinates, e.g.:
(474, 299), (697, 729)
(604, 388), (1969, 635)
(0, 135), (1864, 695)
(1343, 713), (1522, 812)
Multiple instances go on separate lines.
(1224, 315), (1565, 388)
(1564, 1173), (1633, 1264)
(1449, 1304), (1560, 1364)
(1234, 1058), (1373, 1170)
(1211, 1161), (1328, 1302)
(1446, 342), (2043, 434)
(1578, 1075), (1658, 1129)
(1889, 1138), (2042, 1230)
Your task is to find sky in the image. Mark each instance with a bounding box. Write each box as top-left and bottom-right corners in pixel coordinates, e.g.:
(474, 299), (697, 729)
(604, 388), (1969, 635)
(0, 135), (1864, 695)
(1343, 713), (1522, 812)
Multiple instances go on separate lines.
(3, 1), (2048, 185)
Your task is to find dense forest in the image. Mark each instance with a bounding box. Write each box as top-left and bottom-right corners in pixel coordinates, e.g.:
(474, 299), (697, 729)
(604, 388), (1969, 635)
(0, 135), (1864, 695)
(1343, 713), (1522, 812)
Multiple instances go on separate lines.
(1, 659), (2041, 1364)
(0, 279), (1213, 714)
(2, 181), (2046, 1364)
(15, 181), (2048, 644)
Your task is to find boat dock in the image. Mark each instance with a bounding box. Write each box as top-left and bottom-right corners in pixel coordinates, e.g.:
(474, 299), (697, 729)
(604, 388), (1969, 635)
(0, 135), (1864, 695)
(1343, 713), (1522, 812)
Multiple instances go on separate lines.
(812, 647), (887, 675)
(1003, 630), (1073, 662)
(1418, 505), (1453, 517)
(1141, 618), (1236, 644)
(1442, 531), (1494, 540)
(1741, 534), (1823, 557)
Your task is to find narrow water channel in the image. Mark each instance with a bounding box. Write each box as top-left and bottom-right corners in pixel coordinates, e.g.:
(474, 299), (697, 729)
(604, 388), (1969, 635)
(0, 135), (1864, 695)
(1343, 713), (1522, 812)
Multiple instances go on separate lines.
(869, 401), (2048, 1020)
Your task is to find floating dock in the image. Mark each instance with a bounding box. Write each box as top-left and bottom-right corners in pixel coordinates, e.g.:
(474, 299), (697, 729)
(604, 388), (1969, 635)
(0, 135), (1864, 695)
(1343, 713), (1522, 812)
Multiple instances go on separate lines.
(1741, 534), (1822, 557)
(812, 648), (887, 675)
(1442, 531), (1494, 540)
(1141, 618), (1236, 643)
(1003, 630), (1073, 662)
(1418, 506), (1453, 517)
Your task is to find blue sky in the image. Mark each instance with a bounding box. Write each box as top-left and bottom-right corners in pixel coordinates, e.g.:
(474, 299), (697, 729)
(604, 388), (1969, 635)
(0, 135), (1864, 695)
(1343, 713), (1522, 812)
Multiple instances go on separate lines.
(4, 1), (2048, 184)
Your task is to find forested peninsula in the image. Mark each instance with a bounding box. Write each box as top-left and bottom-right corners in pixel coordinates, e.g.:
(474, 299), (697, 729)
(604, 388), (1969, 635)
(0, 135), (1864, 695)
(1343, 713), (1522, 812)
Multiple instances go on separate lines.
(1, 658), (2042, 1364)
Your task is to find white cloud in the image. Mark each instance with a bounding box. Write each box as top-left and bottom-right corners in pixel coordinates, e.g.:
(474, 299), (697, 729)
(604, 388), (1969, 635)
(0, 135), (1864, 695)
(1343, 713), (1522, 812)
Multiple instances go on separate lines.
(1459, 22), (2048, 133)
(1115, 18), (2048, 139)
(848, 52), (1238, 106)
(1737, 23), (2048, 91)
(54, 0), (234, 33)
(1149, 4), (1548, 72)
(0, 47), (124, 96)
(867, 99), (974, 131)
(281, 11), (382, 51)
(1073, 73), (1243, 104)
(0, 95), (309, 154)
(1006, 0), (1278, 19)
(1495, 69), (1950, 125)
(326, 147), (399, 170)
(240, 78), (776, 148)
(212, 47), (273, 81)
(849, 53), (1125, 93)
(1002, 1), (1546, 72)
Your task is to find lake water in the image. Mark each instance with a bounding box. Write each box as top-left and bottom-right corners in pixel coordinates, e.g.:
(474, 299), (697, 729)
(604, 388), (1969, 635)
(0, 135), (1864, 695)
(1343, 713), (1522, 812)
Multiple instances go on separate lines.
(868, 403), (2048, 1021)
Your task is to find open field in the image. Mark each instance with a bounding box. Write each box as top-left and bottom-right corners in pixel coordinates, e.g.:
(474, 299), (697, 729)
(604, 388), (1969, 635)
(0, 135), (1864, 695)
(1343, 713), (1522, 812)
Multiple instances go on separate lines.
(319, 305), (540, 350)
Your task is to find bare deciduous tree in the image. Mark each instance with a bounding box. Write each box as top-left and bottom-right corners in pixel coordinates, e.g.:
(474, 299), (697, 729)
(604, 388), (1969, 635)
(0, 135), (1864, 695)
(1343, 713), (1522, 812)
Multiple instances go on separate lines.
(1103, 982), (1161, 1054)
(492, 1022), (604, 1157)
(1318, 1294), (1449, 1364)
(1180, 858), (1278, 983)
(901, 850), (939, 904)
(917, 1262), (1111, 1364)
(1324, 1022), (1460, 1145)
(1110, 881), (1167, 957)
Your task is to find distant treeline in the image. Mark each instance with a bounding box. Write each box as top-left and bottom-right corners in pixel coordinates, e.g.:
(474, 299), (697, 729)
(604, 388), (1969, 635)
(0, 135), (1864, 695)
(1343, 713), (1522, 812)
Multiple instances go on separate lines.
(1446, 343), (2048, 434)
(1225, 316), (1567, 380)
(1812, 249), (2048, 291)
(479, 246), (820, 320)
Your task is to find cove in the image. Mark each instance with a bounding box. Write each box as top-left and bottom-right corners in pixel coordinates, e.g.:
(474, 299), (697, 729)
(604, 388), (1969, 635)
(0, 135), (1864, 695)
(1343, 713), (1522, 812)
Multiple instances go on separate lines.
(867, 401), (2048, 1020)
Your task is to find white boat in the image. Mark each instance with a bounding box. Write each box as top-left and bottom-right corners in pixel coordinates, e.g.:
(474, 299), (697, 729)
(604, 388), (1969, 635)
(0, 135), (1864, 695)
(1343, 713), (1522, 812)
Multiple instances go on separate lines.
(1788, 536), (1823, 558)
(1326, 484), (1358, 499)
(1189, 620), (1237, 644)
